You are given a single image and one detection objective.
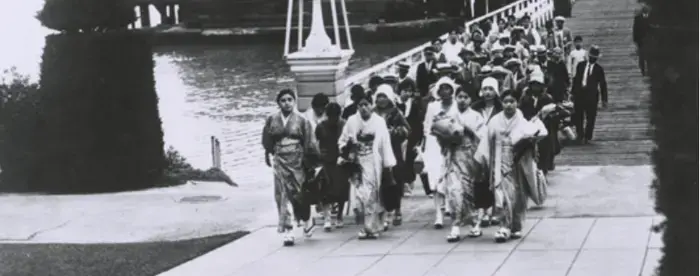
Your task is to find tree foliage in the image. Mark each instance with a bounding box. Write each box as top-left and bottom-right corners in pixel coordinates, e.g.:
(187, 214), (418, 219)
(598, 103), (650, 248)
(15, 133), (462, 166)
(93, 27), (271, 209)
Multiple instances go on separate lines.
(646, 0), (699, 275)
(0, 69), (42, 192)
(32, 33), (165, 193)
(36, 0), (136, 33)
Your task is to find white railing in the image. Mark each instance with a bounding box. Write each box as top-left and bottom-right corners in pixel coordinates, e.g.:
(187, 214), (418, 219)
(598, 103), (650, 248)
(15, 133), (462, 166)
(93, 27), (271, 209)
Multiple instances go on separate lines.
(339, 0), (554, 104)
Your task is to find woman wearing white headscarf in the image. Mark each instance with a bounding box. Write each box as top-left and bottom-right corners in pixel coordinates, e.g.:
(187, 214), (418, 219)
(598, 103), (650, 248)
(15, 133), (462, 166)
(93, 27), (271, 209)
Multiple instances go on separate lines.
(423, 77), (460, 229)
(373, 84), (411, 229)
(469, 77), (504, 232)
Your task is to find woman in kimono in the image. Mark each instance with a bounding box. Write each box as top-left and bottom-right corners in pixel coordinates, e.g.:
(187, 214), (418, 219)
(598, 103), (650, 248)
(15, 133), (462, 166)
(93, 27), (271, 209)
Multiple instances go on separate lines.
(373, 84), (411, 228)
(440, 87), (488, 242)
(315, 102), (349, 231)
(338, 95), (397, 239)
(423, 77), (460, 229)
(261, 89), (319, 246)
(475, 90), (548, 243)
(469, 77), (503, 229)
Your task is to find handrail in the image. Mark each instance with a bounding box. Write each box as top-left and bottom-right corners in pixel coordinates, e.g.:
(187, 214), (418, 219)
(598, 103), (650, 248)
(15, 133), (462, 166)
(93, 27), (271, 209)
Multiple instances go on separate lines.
(339, 0), (554, 105)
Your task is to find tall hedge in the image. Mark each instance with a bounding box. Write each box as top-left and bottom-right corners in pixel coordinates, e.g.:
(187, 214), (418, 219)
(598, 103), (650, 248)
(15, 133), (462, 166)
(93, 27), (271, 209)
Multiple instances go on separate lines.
(646, 0), (698, 275)
(0, 70), (42, 192)
(36, 0), (135, 33)
(34, 32), (165, 193)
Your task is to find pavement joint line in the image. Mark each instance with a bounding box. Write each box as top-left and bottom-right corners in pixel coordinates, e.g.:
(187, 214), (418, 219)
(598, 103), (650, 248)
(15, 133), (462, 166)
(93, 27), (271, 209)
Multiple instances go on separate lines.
(421, 217), (484, 276)
(355, 222), (427, 275)
(638, 219), (658, 276)
(564, 218), (598, 276)
(490, 218), (543, 276)
(302, 228), (358, 272)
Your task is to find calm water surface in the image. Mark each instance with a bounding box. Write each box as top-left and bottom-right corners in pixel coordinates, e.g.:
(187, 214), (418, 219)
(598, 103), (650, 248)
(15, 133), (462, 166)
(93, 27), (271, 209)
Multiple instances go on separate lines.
(0, 1), (423, 191)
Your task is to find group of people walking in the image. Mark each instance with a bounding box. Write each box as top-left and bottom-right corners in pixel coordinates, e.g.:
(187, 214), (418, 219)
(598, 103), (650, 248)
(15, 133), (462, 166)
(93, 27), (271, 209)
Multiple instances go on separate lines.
(262, 12), (610, 246)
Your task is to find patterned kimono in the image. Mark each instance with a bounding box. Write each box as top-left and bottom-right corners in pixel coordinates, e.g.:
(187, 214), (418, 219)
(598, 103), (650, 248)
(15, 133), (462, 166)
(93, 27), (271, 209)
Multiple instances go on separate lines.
(423, 80), (460, 192)
(441, 108), (487, 226)
(339, 113), (396, 234)
(261, 111), (318, 232)
(475, 110), (547, 232)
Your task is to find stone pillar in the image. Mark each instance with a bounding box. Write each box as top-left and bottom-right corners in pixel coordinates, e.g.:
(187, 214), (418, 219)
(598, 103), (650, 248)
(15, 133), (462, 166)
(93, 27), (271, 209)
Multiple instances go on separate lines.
(166, 5), (175, 25)
(139, 4), (151, 27)
(285, 0), (354, 111)
(155, 4), (167, 25)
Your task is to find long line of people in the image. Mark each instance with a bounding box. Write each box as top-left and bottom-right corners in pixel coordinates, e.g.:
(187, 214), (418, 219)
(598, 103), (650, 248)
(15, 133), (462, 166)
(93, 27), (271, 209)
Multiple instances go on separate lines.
(262, 13), (602, 246)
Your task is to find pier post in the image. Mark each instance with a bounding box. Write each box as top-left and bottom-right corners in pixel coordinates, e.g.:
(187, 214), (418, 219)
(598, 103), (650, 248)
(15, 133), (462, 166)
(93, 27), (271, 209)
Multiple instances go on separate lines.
(284, 0), (355, 111)
(139, 4), (151, 27)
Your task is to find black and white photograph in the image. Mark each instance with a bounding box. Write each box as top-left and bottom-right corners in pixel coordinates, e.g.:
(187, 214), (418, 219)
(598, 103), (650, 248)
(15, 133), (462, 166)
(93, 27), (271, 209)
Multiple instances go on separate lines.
(0, 0), (696, 275)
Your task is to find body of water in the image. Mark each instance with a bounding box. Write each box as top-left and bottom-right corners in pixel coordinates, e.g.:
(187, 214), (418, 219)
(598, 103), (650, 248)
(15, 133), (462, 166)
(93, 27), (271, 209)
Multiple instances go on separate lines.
(0, 1), (423, 192)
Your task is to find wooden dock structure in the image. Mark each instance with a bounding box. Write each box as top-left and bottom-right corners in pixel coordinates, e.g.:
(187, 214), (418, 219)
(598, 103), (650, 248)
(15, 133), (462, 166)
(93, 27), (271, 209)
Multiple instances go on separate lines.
(555, 0), (652, 166)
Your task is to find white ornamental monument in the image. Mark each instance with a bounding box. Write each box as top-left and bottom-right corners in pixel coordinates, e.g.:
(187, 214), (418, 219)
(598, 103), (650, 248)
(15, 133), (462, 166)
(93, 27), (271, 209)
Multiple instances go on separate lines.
(283, 0), (355, 111)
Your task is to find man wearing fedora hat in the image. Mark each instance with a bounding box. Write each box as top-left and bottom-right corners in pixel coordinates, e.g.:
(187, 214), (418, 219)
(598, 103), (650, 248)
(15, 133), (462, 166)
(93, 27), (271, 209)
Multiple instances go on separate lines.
(416, 46), (440, 100)
(457, 48), (482, 99)
(571, 45), (608, 144)
(546, 47), (570, 102)
(466, 31), (490, 66)
(396, 61), (413, 85)
(633, 4), (651, 76)
(553, 16), (573, 55)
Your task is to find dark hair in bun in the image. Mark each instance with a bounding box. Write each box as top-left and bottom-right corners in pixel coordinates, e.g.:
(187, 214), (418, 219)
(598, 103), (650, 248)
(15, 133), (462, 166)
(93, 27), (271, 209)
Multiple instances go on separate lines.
(276, 89), (296, 103)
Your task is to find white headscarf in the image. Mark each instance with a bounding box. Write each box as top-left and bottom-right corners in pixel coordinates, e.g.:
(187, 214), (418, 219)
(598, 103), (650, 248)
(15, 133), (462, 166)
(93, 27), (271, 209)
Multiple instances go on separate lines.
(432, 76), (459, 99)
(480, 77), (499, 97)
(373, 84), (398, 105)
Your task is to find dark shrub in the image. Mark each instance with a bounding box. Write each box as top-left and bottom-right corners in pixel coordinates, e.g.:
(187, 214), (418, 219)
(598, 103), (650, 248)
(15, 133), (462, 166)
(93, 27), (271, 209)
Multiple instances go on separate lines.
(0, 69), (42, 192)
(161, 147), (237, 187)
(34, 32), (165, 193)
(646, 0), (699, 275)
(36, 0), (135, 33)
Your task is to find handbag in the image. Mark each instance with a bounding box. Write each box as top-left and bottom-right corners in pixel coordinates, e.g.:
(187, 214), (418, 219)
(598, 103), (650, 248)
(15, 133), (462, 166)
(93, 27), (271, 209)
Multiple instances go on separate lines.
(530, 169), (549, 206)
(300, 167), (323, 206)
(413, 147), (425, 174)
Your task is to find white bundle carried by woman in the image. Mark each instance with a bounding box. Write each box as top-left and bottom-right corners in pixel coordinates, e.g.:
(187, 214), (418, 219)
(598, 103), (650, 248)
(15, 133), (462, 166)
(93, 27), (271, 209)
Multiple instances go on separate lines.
(431, 117), (465, 144)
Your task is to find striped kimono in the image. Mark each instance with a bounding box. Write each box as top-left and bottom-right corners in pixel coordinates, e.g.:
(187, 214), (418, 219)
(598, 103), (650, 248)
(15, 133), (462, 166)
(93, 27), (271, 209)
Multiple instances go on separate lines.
(475, 109), (547, 233)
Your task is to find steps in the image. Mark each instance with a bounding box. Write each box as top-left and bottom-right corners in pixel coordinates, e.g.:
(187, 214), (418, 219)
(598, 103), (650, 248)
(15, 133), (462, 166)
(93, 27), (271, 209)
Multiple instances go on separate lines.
(556, 0), (653, 166)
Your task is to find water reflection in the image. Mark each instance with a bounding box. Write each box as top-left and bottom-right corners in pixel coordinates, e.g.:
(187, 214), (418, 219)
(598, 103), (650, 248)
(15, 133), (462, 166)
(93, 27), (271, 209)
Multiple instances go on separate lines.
(153, 42), (420, 190)
(0, 0), (423, 190)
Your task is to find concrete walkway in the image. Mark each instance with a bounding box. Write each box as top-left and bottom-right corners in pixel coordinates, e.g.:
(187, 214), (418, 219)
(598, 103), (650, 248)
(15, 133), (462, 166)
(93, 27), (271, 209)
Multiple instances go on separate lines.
(0, 165), (656, 244)
(158, 216), (663, 276)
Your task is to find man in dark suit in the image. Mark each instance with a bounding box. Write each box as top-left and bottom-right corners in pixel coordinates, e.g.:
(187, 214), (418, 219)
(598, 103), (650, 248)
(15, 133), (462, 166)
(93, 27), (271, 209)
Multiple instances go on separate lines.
(395, 78), (431, 196)
(633, 5), (651, 76)
(415, 46), (439, 100)
(571, 45), (608, 144)
(546, 47), (570, 103)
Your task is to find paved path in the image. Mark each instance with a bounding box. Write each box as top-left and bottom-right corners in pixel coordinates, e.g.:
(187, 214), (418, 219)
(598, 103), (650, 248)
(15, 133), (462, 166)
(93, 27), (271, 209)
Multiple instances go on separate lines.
(0, 165), (655, 243)
(158, 0), (662, 275)
(158, 216), (663, 276)
(556, 0), (652, 166)
(0, 0), (657, 247)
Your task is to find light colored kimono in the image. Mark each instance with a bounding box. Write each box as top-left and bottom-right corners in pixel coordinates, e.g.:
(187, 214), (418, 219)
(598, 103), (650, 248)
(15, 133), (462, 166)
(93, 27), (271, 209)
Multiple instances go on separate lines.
(474, 109), (547, 232)
(440, 107), (487, 226)
(423, 77), (460, 192)
(261, 111), (318, 232)
(339, 113), (396, 233)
